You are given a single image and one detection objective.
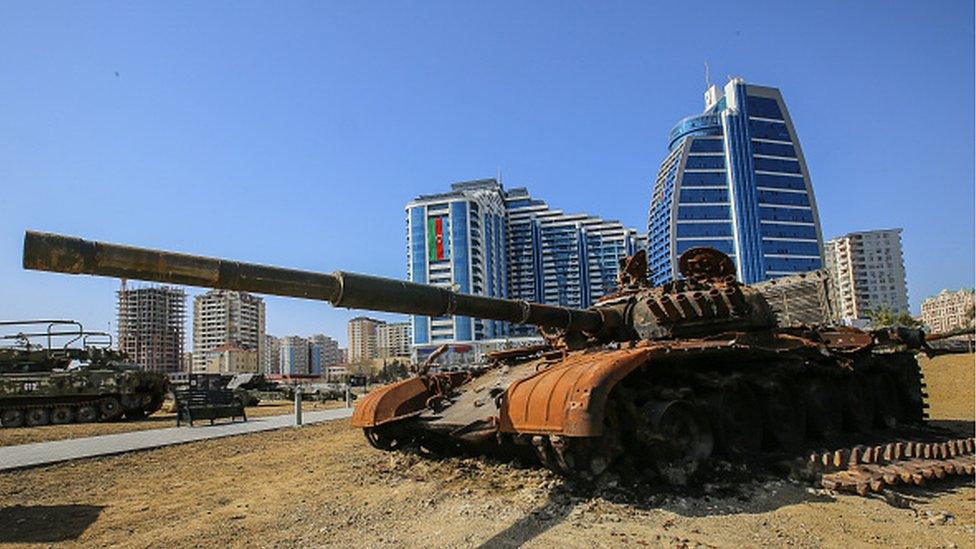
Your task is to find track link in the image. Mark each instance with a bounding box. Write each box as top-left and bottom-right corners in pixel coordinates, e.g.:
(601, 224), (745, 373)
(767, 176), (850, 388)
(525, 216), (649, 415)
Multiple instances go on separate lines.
(804, 437), (975, 496)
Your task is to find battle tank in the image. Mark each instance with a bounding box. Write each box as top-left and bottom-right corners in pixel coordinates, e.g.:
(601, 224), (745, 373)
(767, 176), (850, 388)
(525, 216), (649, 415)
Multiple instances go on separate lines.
(0, 320), (170, 427)
(20, 231), (975, 492)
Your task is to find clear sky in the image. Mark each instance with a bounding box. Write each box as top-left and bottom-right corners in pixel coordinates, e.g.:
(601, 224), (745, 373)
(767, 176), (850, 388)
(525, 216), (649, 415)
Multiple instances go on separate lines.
(1, 2), (973, 346)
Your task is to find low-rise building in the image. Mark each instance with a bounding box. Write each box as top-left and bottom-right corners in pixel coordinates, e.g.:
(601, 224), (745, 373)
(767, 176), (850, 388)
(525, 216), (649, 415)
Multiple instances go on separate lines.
(921, 289), (975, 333)
(204, 345), (259, 374)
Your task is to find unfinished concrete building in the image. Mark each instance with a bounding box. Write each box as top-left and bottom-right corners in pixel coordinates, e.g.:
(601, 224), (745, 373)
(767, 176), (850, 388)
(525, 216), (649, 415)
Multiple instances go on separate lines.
(116, 282), (186, 373)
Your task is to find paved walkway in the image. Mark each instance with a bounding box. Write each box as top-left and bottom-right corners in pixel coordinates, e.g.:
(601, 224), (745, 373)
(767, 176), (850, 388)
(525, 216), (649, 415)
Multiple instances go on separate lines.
(0, 408), (354, 472)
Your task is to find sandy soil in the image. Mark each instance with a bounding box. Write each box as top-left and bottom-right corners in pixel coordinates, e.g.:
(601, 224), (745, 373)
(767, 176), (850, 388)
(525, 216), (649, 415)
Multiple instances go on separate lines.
(0, 354), (971, 548)
(0, 400), (349, 447)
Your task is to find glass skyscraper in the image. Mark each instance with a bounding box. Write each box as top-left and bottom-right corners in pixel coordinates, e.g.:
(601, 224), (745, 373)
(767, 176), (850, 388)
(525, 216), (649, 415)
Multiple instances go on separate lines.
(647, 78), (825, 285)
(406, 179), (641, 355)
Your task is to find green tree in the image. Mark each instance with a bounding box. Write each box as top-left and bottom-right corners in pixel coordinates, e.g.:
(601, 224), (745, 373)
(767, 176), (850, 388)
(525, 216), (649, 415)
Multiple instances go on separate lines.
(867, 306), (920, 328)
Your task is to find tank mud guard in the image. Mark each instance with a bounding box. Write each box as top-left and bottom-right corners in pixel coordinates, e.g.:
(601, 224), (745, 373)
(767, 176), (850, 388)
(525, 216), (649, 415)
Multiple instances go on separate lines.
(499, 347), (655, 437)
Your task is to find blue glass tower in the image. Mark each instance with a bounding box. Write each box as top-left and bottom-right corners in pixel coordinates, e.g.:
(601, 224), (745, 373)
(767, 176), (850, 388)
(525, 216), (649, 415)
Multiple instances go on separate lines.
(647, 78), (825, 285)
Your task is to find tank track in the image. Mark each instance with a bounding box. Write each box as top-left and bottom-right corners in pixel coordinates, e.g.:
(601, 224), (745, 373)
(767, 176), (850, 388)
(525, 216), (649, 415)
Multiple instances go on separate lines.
(524, 350), (961, 492)
(0, 392), (160, 428)
(805, 437), (976, 495)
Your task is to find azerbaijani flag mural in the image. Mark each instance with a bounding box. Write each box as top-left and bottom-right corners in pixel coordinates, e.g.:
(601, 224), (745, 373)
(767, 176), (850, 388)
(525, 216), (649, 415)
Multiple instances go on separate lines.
(428, 217), (447, 261)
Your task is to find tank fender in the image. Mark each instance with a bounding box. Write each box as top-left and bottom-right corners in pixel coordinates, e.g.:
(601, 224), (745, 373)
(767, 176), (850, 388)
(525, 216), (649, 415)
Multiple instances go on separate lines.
(498, 347), (656, 437)
(350, 372), (469, 428)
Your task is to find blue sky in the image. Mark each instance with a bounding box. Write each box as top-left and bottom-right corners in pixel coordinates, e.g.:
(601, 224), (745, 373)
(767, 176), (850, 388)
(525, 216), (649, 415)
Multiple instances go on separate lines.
(1, 2), (973, 346)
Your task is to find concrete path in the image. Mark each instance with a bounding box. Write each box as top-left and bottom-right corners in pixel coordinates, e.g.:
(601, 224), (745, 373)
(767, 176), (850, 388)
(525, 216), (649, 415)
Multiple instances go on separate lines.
(0, 408), (354, 472)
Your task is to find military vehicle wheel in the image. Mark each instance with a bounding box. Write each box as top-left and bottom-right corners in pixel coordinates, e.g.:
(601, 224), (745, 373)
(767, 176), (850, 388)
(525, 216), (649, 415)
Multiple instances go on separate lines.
(701, 384), (763, 459)
(647, 400), (713, 485)
(76, 405), (98, 423)
(364, 425), (402, 450)
(26, 408), (50, 426)
(1, 409), (25, 428)
(50, 407), (74, 424)
(802, 377), (843, 439)
(100, 397), (123, 420)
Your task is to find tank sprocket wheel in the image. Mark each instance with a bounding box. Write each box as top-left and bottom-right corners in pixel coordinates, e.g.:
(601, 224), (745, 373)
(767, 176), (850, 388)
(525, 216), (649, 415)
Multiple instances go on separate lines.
(100, 397), (123, 421)
(50, 406), (74, 425)
(26, 408), (50, 427)
(76, 405), (98, 423)
(1, 409), (25, 428)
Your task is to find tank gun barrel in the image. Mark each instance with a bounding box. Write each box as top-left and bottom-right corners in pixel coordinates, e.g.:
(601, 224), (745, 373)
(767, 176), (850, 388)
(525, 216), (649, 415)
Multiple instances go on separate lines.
(23, 231), (604, 333)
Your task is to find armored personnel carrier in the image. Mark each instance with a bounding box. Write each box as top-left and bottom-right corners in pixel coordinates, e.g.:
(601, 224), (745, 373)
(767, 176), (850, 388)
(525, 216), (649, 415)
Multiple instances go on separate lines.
(0, 319), (170, 427)
(21, 231), (974, 493)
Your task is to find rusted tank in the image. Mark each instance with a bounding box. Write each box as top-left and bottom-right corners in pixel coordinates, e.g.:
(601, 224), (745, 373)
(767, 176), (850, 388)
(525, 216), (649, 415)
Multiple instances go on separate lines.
(21, 231), (973, 491)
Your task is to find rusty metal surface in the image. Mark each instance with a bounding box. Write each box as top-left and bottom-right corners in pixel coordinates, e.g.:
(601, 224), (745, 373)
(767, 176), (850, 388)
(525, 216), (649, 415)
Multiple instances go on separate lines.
(351, 372), (470, 428)
(499, 347), (655, 436)
(811, 437), (976, 496)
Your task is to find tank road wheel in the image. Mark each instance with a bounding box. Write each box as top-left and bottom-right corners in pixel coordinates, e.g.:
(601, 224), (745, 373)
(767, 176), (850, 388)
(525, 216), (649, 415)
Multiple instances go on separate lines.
(76, 405), (98, 424)
(701, 384), (763, 459)
(363, 425), (402, 451)
(50, 406), (74, 425)
(753, 381), (806, 451)
(801, 377), (843, 440)
(1, 409), (25, 428)
(26, 408), (50, 427)
(842, 374), (876, 433)
(646, 400), (713, 485)
(99, 397), (123, 421)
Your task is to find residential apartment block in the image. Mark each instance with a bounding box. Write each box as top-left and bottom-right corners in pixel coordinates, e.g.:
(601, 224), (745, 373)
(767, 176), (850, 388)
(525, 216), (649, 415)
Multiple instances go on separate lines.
(824, 229), (909, 322)
(308, 334), (340, 375)
(116, 283), (186, 373)
(192, 290), (266, 372)
(279, 335), (310, 375)
(921, 289), (975, 333)
(348, 317), (383, 363)
(376, 322), (411, 358)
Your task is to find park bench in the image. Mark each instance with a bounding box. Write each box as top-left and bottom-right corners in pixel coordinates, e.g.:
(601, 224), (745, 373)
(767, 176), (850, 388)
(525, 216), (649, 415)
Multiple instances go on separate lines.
(175, 388), (247, 427)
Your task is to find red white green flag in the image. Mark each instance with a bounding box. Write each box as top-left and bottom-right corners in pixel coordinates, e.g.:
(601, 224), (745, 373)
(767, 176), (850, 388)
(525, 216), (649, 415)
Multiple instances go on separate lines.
(428, 217), (446, 261)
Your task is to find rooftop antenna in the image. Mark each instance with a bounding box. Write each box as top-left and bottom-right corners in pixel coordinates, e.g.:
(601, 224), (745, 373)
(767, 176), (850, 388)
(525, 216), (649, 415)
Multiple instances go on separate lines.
(496, 165), (502, 185)
(704, 60), (711, 88)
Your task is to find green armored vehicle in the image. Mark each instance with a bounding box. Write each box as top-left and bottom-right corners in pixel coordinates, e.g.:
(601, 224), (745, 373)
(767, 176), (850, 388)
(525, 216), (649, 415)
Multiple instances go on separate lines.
(0, 320), (170, 427)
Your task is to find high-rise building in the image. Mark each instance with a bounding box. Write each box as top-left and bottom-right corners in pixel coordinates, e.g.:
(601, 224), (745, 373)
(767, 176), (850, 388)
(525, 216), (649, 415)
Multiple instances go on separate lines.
(376, 322), (411, 358)
(406, 179), (641, 352)
(647, 78), (825, 285)
(279, 335), (309, 375)
(308, 334), (340, 375)
(348, 317), (383, 362)
(262, 334), (280, 374)
(192, 290), (266, 372)
(824, 229), (909, 322)
(116, 283), (186, 373)
(407, 180), (509, 345)
(921, 289), (975, 333)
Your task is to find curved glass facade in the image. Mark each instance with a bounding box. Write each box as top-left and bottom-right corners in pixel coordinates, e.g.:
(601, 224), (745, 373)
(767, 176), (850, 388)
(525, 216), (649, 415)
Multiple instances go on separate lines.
(647, 78), (825, 285)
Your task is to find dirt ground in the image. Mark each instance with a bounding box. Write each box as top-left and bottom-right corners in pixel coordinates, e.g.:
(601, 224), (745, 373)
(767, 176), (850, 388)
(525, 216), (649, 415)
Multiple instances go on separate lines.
(0, 354), (972, 548)
(0, 400), (348, 447)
